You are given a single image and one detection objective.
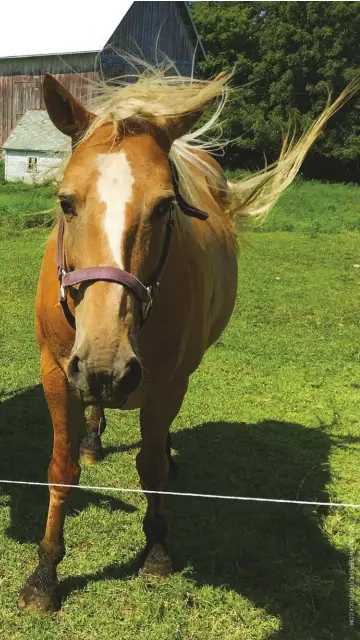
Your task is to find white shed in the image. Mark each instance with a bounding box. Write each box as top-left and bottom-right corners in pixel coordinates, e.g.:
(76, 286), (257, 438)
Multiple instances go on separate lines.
(2, 110), (70, 183)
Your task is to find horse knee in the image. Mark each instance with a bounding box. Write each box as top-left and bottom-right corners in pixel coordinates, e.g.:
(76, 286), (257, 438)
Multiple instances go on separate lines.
(48, 457), (80, 486)
(136, 448), (169, 489)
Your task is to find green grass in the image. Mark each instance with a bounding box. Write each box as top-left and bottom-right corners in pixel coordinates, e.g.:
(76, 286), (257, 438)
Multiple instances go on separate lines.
(229, 169), (360, 234)
(0, 184), (360, 638)
(0, 161), (56, 235)
(258, 180), (360, 233)
(1, 155), (360, 237)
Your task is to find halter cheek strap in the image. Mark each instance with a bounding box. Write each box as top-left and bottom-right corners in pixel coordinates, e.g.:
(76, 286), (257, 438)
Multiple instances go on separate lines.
(57, 159), (209, 330)
(57, 210), (174, 330)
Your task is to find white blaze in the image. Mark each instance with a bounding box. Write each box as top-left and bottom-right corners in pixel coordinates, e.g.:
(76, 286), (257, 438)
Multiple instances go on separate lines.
(96, 152), (134, 268)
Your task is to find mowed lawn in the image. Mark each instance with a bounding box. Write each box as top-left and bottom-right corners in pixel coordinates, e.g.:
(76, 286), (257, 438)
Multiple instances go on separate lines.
(0, 181), (360, 639)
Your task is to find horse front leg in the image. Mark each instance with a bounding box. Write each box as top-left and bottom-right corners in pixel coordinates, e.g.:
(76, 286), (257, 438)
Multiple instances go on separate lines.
(80, 406), (106, 464)
(136, 378), (187, 577)
(19, 348), (85, 613)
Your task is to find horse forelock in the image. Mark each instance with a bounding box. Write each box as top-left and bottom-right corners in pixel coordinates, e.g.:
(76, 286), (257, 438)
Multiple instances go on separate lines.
(62, 65), (231, 217)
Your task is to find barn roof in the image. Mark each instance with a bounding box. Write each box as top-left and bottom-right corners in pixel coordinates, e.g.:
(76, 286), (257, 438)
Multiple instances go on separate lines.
(3, 111), (69, 153)
(0, 1), (204, 59)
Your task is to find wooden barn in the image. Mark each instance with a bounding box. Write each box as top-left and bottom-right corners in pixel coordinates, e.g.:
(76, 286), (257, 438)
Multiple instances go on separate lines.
(0, 0), (205, 147)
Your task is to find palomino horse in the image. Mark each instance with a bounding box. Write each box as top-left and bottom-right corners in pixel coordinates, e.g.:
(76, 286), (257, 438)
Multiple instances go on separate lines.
(18, 69), (359, 612)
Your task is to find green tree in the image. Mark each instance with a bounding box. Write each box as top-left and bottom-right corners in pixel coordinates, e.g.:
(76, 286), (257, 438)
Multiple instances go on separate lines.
(191, 1), (360, 180)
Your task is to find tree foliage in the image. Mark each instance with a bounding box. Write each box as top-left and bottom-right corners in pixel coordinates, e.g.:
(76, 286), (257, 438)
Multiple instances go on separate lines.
(191, 1), (360, 180)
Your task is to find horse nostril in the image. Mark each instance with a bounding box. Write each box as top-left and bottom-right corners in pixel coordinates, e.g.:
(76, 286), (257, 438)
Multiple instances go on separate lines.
(69, 355), (80, 375)
(67, 354), (87, 390)
(120, 357), (142, 394)
(67, 353), (142, 401)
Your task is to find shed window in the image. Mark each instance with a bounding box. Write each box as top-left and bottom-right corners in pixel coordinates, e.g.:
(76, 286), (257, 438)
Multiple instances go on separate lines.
(27, 157), (38, 172)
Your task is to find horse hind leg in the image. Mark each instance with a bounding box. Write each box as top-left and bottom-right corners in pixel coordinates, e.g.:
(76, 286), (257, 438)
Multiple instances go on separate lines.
(79, 406), (106, 464)
(81, 410), (172, 470)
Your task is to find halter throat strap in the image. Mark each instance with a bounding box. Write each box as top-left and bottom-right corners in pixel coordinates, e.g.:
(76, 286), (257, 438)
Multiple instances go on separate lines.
(57, 159), (209, 329)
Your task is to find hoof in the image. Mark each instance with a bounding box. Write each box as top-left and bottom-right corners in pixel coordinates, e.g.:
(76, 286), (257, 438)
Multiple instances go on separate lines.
(18, 584), (59, 613)
(79, 446), (104, 465)
(80, 433), (104, 465)
(140, 543), (173, 579)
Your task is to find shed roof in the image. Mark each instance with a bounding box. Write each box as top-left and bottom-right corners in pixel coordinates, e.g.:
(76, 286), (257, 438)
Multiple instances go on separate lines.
(0, 0), (133, 59)
(2, 110), (70, 153)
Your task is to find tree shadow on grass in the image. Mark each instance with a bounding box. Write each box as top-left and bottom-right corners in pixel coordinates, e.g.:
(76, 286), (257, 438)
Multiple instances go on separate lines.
(0, 385), (136, 544)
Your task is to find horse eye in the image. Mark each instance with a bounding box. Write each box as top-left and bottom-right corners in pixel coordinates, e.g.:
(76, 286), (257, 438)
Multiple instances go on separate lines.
(153, 198), (174, 217)
(59, 197), (75, 216)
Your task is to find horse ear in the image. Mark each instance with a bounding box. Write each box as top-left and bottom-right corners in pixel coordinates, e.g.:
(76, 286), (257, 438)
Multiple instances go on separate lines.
(162, 112), (202, 145)
(43, 73), (95, 143)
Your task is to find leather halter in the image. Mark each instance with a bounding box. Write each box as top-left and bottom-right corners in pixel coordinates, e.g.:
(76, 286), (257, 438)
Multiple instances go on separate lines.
(57, 159), (209, 330)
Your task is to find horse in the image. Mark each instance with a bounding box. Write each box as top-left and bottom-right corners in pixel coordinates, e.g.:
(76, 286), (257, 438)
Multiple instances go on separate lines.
(18, 67), (359, 612)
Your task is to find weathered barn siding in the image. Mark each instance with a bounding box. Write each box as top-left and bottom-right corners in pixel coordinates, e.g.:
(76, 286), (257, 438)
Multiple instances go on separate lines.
(5, 150), (64, 182)
(0, 71), (99, 145)
(0, 2), (203, 145)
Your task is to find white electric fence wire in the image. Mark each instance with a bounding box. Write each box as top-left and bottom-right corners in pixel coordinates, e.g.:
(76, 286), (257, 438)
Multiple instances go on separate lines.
(0, 479), (359, 508)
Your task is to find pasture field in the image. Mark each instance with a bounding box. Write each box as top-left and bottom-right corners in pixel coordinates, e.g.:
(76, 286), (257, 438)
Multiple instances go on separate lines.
(1, 157), (360, 236)
(0, 180), (360, 639)
(0, 163), (55, 235)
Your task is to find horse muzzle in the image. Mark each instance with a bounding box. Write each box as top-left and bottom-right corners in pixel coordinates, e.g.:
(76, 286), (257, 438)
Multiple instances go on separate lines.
(67, 352), (142, 407)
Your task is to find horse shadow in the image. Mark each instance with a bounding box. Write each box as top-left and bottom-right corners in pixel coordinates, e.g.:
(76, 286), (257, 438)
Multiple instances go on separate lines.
(0, 386), (358, 637)
(102, 419), (358, 638)
(167, 420), (358, 638)
(0, 385), (136, 544)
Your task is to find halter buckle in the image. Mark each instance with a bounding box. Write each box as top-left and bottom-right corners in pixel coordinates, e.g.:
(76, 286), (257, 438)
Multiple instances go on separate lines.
(59, 284), (66, 302)
(58, 268), (67, 302)
(142, 283), (160, 321)
(142, 290), (152, 321)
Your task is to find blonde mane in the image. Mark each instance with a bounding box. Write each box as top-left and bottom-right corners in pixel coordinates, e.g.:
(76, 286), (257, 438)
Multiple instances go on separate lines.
(74, 62), (360, 224)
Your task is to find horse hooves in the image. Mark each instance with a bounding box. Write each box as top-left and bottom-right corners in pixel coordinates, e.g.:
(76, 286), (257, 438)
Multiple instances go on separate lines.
(18, 584), (59, 613)
(140, 543), (173, 580)
(79, 445), (104, 465)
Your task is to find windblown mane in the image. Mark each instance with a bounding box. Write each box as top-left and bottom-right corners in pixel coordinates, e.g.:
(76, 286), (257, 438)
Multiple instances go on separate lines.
(82, 63), (231, 211)
(74, 62), (360, 223)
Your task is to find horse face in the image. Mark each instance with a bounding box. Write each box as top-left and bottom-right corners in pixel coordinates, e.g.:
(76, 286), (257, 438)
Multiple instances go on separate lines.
(43, 74), (200, 407)
(53, 134), (173, 409)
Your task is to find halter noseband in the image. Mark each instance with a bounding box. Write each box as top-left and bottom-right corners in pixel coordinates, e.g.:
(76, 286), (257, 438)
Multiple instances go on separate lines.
(57, 159), (209, 330)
